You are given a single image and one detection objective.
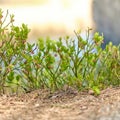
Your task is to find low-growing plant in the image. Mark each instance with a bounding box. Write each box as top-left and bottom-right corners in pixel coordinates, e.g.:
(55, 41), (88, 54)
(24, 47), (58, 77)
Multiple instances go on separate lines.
(0, 9), (30, 93)
(0, 9), (119, 95)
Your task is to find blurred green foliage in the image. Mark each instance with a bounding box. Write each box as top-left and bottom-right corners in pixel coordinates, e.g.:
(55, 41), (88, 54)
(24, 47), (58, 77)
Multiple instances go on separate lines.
(0, 9), (119, 95)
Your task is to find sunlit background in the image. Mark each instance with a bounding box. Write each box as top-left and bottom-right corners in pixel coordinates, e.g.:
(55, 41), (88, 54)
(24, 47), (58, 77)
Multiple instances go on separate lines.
(0, 0), (94, 42)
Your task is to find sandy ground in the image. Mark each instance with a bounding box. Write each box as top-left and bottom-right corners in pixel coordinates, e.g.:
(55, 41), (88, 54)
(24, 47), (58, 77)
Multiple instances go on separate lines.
(0, 87), (120, 120)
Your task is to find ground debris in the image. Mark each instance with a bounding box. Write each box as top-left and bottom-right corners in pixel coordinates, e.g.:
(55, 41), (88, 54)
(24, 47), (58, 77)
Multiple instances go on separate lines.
(0, 87), (119, 120)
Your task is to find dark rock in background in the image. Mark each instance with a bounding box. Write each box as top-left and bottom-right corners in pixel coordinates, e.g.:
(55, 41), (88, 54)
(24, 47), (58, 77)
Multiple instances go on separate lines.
(92, 0), (120, 47)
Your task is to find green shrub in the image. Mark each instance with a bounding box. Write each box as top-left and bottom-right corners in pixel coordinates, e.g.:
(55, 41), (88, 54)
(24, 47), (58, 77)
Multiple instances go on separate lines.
(0, 9), (30, 93)
(0, 9), (119, 95)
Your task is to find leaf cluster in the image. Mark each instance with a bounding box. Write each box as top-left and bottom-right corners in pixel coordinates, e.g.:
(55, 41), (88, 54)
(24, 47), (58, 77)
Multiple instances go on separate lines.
(0, 9), (119, 95)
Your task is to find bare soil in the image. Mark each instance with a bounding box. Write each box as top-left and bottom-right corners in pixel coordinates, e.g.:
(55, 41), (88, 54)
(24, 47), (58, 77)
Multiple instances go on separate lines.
(0, 87), (120, 120)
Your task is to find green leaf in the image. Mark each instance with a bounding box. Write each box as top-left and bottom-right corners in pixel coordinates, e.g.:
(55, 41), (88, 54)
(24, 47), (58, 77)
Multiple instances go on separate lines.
(38, 38), (45, 51)
(92, 86), (100, 95)
(7, 71), (15, 82)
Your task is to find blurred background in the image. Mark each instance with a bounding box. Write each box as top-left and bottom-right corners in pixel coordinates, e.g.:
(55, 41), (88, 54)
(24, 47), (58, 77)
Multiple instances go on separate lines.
(0, 0), (120, 46)
(0, 0), (93, 42)
(93, 0), (120, 47)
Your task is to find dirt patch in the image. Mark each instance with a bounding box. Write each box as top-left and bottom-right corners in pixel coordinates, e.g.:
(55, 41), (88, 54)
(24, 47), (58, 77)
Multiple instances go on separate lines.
(0, 87), (120, 120)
